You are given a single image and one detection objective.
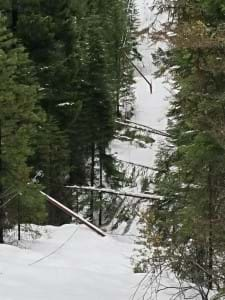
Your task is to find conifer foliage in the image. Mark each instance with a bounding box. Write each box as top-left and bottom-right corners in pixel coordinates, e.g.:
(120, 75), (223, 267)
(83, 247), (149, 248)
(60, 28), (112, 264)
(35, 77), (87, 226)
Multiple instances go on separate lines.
(0, 0), (139, 237)
(136, 0), (225, 299)
(0, 15), (45, 242)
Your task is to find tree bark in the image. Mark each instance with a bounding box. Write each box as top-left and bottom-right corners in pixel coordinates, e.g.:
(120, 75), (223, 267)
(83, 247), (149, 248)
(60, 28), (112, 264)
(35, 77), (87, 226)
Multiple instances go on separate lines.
(208, 170), (214, 290)
(17, 196), (21, 241)
(98, 147), (103, 227)
(11, 0), (18, 32)
(90, 143), (95, 222)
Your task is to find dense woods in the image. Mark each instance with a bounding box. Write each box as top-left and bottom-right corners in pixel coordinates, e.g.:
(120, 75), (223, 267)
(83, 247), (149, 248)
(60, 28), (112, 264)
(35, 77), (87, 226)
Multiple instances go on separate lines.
(0, 0), (139, 238)
(2, 0), (225, 298)
(136, 0), (225, 299)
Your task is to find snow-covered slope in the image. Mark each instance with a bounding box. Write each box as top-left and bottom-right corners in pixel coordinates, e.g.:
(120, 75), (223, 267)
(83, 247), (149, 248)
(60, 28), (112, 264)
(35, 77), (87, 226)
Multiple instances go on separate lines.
(1, 225), (139, 300)
(112, 75), (169, 167)
(112, 0), (169, 168)
(1, 224), (180, 300)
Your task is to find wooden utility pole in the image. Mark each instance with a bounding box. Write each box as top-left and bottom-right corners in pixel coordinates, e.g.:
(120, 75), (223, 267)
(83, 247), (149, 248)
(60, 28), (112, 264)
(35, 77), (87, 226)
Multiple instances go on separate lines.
(125, 54), (153, 94)
(41, 191), (106, 237)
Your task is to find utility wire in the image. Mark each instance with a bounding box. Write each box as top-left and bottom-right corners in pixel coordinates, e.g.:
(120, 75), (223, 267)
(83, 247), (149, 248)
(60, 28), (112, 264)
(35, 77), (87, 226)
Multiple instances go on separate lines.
(0, 192), (18, 209)
(108, 232), (138, 238)
(0, 186), (15, 199)
(29, 226), (79, 266)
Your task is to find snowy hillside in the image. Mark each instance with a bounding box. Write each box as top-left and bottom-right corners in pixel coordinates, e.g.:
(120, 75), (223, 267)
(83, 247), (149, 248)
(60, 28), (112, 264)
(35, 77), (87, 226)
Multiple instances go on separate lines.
(112, 75), (169, 167)
(0, 1), (171, 300)
(1, 225), (138, 300)
(112, 0), (169, 168)
(1, 224), (182, 300)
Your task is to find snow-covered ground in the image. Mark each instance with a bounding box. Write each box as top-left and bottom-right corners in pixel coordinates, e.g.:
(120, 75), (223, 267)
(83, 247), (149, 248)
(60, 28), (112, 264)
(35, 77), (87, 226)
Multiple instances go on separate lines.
(1, 224), (182, 300)
(1, 225), (138, 300)
(112, 75), (169, 167)
(112, 0), (170, 168)
(0, 1), (173, 299)
(1, 222), (207, 300)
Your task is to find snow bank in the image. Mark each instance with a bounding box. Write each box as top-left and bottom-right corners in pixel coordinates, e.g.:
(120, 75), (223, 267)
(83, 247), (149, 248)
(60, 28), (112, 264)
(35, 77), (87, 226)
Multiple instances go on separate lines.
(0, 224), (187, 300)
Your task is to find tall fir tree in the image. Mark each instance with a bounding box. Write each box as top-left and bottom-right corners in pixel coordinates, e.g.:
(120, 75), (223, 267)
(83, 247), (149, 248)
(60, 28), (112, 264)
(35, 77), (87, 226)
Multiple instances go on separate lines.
(0, 15), (46, 242)
(0, 0), (82, 224)
(135, 0), (225, 298)
(0, 0), (139, 226)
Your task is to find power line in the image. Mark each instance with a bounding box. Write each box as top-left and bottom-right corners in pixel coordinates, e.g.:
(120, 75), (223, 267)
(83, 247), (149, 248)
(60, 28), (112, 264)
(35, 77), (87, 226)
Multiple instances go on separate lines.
(0, 192), (18, 209)
(29, 226), (79, 266)
(28, 225), (137, 268)
(0, 187), (15, 199)
(108, 232), (138, 238)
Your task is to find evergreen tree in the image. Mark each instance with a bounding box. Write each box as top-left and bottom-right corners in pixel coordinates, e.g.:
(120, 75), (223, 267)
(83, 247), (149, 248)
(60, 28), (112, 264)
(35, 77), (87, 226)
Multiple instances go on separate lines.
(0, 15), (46, 242)
(105, 0), (138, 118)
(31, 118), (71, 225)
(1, 0), (82, 224)
(0, 0), (139, 227)
(136, 0), (225, 298)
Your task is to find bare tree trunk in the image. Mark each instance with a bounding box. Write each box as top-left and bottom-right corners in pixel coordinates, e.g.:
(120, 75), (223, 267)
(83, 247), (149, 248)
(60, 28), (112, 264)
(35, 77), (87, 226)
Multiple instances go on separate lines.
(116, 52), (121, 117)
(17, 196), (21, 241)
(208, 170), (214, 290)
(98, 147), (103, 227)
(11, 0), (18, 32)
(90, 143), (95, 222)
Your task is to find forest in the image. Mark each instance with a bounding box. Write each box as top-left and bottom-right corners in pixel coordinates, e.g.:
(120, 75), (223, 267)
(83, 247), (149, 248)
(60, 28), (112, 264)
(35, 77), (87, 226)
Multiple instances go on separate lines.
(0, 0), (141, 237)
(136, 0), (225, 299)
(1, 0), (225, 299)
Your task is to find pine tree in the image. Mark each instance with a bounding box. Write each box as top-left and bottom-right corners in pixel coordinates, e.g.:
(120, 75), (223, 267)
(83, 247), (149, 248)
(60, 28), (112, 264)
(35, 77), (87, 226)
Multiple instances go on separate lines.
(0, 15), (46, 242)
(105, 0), (138, 118)
(70, 0), (140, 224)
(136, 0), (225, 298)
(31, 118), (71, 225)
(1, 0), (82, 224)
(0, 0), (139, 227)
